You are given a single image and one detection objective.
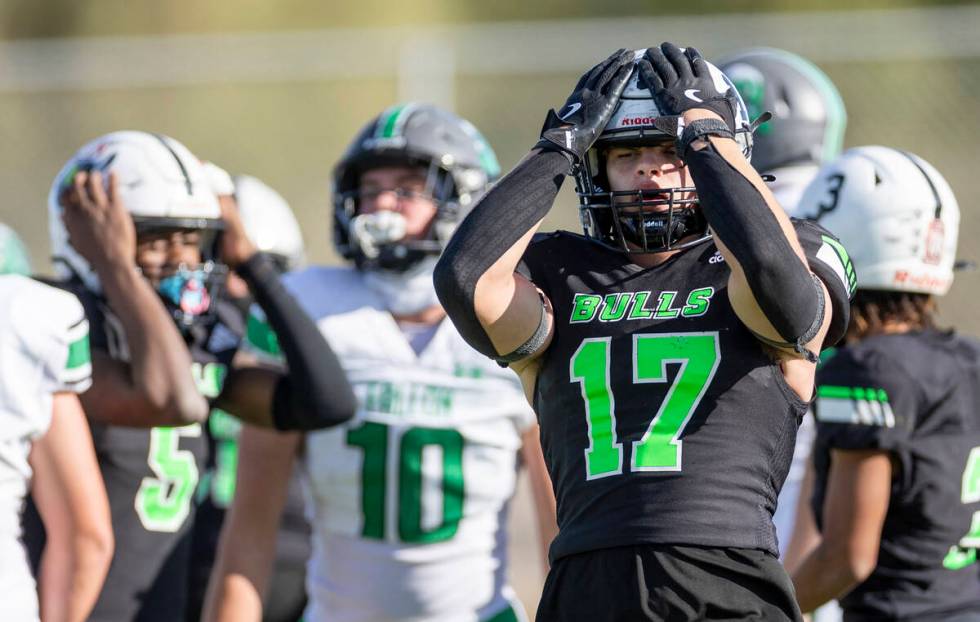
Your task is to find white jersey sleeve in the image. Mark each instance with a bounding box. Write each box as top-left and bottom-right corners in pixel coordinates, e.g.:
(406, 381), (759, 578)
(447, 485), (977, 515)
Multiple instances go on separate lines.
(0, 276), (93, 622)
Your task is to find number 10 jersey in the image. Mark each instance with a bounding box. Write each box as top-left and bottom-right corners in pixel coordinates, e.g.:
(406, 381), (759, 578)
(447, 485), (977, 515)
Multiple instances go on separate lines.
(519, 224), (852, 563)
(247, 266), (536, 622)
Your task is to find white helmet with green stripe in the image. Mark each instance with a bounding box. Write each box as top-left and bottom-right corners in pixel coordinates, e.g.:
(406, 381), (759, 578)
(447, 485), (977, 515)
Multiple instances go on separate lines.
(797, 146), (960, 296)
(332, 103), (500, 271)
(716, 47), (846, 174)
(0, 223), (31, 276)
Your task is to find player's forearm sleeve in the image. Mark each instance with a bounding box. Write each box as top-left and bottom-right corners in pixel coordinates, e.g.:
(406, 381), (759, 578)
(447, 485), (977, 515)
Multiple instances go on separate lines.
(684, 143), (823, 353)
(236, 253), (357, 430)
(433, 148), (569, 358)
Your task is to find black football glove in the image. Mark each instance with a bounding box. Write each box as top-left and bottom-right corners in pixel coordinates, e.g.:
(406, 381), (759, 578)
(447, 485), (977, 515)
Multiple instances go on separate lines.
(638, 42), (738, 134)
(536, 48), (634, 167)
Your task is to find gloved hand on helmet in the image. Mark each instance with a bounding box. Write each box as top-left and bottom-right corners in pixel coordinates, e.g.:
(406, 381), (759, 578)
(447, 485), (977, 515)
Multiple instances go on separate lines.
(536, 48), (635, 167)
(638, 42), (739, 134)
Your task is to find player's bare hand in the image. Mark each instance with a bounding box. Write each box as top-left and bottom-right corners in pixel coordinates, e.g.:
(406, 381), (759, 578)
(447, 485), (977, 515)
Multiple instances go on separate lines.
(218, 195), (257, 269)
(62, 170), (136, 272)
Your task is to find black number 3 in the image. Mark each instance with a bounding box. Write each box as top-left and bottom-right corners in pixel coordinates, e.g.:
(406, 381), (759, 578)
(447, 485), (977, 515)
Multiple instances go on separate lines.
(809, 173), (845, 219)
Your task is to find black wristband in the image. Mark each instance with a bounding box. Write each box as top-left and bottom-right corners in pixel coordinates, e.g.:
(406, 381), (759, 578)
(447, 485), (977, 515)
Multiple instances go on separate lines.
(237, 253), (357, 431)
(493, 295), (550, 365)
(677, 118), (734, 159)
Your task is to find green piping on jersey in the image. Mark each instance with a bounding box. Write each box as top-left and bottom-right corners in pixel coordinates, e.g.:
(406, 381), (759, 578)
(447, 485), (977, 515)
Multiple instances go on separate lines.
(246, 314), (281, 356)
(484, 603), (521, 622)
(817, 385), (889, 403)
(820, 234), (857, 295)
(66, 333), (91, 369)
(815, 385), (895, 427)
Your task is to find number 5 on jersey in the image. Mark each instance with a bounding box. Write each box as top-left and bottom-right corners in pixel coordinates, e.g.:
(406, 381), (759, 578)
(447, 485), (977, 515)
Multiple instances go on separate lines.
(571, 332), (720, 479)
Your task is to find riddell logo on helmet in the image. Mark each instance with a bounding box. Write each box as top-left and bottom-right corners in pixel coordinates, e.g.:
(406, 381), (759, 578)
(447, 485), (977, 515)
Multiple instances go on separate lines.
(893, 270), (949, 290)
(621, 117), (656, 126)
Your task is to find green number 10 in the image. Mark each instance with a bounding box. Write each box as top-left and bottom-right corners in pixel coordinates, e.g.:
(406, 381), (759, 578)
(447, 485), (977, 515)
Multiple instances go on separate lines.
(346, 422), (465, 543)
(571, 332), (720, 480)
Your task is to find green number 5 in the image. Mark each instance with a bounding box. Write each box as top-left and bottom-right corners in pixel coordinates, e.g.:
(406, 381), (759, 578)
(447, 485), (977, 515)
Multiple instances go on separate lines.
(944, 446), (980, 570)
(134, 424), (201, 533)
(571, 332), (720, 480)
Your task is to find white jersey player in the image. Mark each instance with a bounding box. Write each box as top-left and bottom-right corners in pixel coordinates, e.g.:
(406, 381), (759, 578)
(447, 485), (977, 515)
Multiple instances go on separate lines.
(205, 104), (555, 622)
(0, 267), (112, 622)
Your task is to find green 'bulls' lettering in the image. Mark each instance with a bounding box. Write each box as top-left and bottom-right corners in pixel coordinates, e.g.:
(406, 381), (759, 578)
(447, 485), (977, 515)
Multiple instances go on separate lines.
(628, 292), (655, 320)
(569, 289), (716, 325)
(682, 287), (715, 317)
(599, 294), (631, 322)
(654, 292), (681, 318)
(570, 294), (603, 323)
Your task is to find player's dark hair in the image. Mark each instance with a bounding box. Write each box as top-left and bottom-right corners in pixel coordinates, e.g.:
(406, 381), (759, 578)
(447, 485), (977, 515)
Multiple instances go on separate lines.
(847, 289), (937, 341)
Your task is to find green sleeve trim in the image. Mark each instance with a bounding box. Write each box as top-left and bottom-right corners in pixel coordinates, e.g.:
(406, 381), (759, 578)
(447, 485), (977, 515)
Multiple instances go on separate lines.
(483, 603), (521, 622)
(246, 313), (281, 356)
(817, 385), (889, 403)
(66, 333), (91, 369)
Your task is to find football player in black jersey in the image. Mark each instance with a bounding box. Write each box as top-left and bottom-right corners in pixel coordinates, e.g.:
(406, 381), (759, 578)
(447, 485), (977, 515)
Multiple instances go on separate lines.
(26, 131), (356, 622)
(187, 166), (312, 622)
(790, 146), (980, 621)
(434, 44), (854, 621)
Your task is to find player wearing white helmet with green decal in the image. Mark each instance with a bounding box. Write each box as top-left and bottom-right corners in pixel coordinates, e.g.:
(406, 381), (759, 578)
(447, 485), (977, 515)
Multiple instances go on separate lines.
(24, 131), (355, 622)
(791, 147), (980, 620)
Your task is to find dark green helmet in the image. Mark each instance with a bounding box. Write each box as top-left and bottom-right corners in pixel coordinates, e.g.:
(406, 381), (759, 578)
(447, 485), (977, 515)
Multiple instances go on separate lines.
(0, 223), (31, 276)
(716, 48), (846, 173)
(332, 103), (500, 271)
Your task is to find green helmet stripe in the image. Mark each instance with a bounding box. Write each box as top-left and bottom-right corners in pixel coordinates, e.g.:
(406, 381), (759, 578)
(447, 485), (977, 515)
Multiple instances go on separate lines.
(376, 103), (418, 139)
(767, 49), (847, 163)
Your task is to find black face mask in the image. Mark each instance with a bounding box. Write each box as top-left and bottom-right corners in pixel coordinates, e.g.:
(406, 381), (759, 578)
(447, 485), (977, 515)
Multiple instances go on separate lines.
(580, 186), (710, 254)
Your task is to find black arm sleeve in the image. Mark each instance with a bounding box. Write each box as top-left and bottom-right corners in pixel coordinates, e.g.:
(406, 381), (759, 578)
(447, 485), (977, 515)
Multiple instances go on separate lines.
(433, 148), (569, 359)
(235, 253), (357, 430)
(684, 142), (823, 354)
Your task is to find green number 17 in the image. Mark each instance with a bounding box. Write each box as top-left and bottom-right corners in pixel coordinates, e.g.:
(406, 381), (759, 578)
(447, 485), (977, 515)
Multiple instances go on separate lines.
(570, 332), (720, 480)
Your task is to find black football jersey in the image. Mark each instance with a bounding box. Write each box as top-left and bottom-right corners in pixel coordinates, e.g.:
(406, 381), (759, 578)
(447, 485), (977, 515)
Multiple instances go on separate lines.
(812, 330), (980, 621)
(519, 221), (852, 563)
(48, 282), (237, 622)
(187, 298), (311, 621)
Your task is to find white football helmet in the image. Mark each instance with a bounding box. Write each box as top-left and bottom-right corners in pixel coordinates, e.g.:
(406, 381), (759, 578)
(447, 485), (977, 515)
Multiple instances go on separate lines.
(797, 146), (960, 296)
(48, 131), (222, 294)
(577, 49), (755, 254)
(233, 174), (305, 271)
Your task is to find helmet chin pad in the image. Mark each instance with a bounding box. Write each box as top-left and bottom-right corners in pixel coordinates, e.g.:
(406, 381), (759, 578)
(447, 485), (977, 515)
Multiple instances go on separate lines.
(581, 188), (710, 253)
(620, 207), (707, 251)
